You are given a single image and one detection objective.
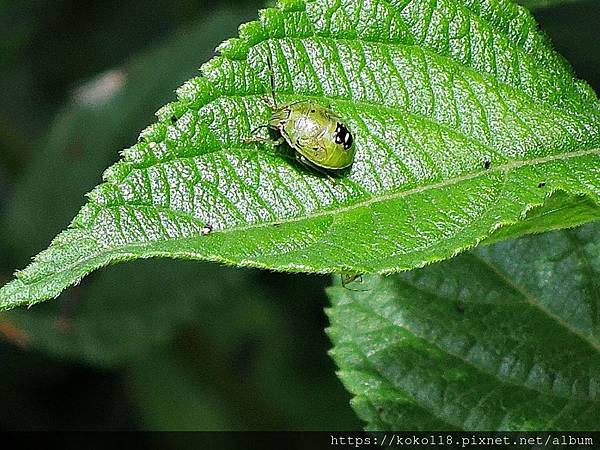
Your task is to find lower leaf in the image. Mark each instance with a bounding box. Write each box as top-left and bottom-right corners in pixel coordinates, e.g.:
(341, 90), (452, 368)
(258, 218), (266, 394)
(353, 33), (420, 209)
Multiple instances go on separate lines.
(327, 222), (600, 431)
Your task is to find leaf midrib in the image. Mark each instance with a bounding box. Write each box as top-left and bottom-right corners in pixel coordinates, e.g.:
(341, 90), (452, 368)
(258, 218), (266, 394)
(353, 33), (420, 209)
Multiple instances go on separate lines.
(9, 145), (596, 301)
(471, 252), (600, 354)
(95, 146), (600, 236)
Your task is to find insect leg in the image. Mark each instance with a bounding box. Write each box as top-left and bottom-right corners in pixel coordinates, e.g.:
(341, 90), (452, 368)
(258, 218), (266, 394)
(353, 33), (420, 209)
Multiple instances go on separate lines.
(341, 273), (369, 292)
(261, 94), (277, 110)
(244, 122), (285, 146)
(249, 124), (269, 135)
(265, 49), (278, 109)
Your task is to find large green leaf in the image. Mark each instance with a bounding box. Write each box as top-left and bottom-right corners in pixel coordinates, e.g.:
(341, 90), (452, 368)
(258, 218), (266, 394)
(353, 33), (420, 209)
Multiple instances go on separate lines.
(327, 222), (600, 431)
(2, 0), (600, 310)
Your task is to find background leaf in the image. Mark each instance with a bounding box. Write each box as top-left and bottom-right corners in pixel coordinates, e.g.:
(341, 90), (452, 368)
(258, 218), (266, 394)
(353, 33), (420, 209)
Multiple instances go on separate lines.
(1, 0), (600, 310)
(517, 0), (595, 10)
(327, 221), (600, 431)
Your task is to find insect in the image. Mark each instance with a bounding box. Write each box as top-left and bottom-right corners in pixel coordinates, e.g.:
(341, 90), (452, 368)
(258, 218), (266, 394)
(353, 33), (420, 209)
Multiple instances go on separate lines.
(341, 273), (369, 292)
(246, 56), (356, 177)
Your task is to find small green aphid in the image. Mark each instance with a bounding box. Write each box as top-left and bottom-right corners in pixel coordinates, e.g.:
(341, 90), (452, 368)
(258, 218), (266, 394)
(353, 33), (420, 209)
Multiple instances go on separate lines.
(247, 56), (356, 176)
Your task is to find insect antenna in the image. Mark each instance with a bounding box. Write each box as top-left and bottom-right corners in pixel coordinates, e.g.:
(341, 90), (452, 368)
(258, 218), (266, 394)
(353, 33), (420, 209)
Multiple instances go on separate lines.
(250, 124), (269, 134)
(265, 49), (278, 109)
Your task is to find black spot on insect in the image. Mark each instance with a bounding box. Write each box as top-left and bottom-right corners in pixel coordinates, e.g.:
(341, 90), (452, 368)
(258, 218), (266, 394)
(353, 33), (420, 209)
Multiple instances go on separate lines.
(201, 224), (213, 235)
(456, 302), (466, 313)
(334, 123), (353, 150)
(538, 182), (546, 188)
(273, 222), (281, 227)
(311, 109), (315, 113)
(170, 115), (178, 124)
(484, 160), (491, 169)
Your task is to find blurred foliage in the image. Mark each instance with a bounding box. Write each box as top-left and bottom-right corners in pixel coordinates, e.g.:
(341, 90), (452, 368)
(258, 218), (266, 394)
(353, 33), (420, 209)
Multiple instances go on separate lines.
(0, 0), (598, 432)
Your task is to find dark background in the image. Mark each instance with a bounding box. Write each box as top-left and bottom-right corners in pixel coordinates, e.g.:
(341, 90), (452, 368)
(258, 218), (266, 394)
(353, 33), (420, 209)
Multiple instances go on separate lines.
(0, 0), (598, 432)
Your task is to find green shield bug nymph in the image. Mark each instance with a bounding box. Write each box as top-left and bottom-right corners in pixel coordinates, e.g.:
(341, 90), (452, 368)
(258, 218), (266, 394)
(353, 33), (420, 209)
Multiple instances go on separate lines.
(246, 55), (356, 178)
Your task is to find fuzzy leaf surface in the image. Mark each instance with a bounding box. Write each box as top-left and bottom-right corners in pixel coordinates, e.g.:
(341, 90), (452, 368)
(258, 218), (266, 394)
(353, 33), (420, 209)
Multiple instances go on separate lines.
(2, 0), (600, 309)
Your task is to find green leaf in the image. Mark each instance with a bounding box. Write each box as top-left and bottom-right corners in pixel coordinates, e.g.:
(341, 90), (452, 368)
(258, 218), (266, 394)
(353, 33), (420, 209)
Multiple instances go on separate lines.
(480, 191), (600, 246)
(2, 0), (600, 310)
(327, 222), (600, 431)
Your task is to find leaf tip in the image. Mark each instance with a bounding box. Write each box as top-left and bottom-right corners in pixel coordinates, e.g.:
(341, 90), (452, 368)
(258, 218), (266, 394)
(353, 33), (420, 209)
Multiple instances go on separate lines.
(215, 38), (249, 60)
